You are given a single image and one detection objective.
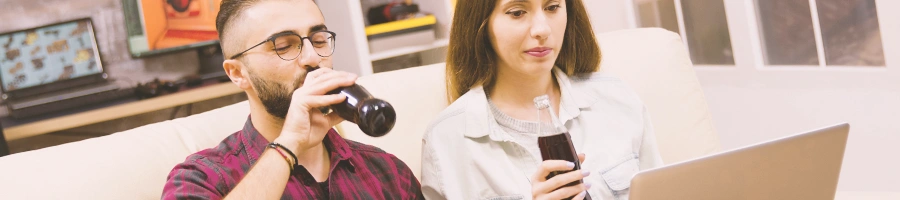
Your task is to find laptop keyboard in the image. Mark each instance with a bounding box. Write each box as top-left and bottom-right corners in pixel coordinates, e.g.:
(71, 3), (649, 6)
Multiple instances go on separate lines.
(7, 83), (135, 119)
(9, 83), (121, 109)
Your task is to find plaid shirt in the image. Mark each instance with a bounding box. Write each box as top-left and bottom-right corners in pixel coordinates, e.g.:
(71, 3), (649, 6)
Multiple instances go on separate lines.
(162, 118), (423, 199)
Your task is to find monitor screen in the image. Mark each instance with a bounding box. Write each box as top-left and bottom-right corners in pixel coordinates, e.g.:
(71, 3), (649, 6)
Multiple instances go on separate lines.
(123, 0), (222, 57)
(0, 19), (103, 92)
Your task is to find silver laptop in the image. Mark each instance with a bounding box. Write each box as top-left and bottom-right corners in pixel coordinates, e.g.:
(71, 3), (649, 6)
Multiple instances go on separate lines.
(630, 123), (850, 200)
(0, 18), (130, 119)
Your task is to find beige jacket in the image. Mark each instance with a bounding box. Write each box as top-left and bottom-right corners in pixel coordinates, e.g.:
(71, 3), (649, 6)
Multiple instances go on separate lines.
(421, 68), (663, 200)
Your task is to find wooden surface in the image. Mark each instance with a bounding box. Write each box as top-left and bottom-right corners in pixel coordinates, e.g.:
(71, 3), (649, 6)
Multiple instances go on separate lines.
(3, 82), (243, 141)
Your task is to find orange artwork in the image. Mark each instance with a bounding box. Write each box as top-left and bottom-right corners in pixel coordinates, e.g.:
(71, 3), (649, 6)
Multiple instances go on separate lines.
(140, 0), (222, 50)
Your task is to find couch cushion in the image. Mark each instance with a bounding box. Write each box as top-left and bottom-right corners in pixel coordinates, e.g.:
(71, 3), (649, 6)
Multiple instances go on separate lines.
(336, 63), (448, 179)
(338, 28), (721, 179)
(596, 28), (721, 164)
(0, 101), (249, 199)
(0, 27), (720, 199)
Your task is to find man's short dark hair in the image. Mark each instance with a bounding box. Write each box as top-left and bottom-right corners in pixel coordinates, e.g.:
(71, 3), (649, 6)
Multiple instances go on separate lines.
(216, 0), (262, 55)
(216, 0), (317, 57)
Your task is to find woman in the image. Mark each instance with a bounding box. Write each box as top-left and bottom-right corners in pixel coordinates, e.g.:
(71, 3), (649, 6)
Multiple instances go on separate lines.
(421, 0), (663, 199)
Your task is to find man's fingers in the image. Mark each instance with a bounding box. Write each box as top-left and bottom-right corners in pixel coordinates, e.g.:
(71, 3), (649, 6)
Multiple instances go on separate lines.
(306, 70), (349, 85)
(296, 73), (357, 96)
(303, 67), (332, 84)
(325, 112), (344, 127)
(302, 94), (347, 109)
(302, 68), (353, 91)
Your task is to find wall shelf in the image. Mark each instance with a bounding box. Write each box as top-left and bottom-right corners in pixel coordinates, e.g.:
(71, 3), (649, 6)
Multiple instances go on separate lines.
(319, 0), (453, 76)
(370, 38), (448, 61)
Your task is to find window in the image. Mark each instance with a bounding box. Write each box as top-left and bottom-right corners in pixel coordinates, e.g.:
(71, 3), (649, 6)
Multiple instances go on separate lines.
(634, 0), (735, 66)
(755, 0), (884, 67)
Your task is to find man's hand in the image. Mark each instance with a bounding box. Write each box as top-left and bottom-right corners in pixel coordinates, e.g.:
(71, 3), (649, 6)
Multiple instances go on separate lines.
(275, 68), (357, 153)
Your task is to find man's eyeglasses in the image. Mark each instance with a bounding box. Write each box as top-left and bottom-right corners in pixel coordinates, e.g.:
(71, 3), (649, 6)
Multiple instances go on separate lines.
(229, 30), (337, 61)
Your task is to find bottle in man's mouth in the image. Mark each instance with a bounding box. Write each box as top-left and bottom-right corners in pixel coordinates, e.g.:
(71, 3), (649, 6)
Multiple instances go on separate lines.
(308, 67), (396, 137)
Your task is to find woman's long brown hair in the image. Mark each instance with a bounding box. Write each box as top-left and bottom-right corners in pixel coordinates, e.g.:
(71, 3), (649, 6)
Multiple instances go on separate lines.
(445, 0), (601, 102)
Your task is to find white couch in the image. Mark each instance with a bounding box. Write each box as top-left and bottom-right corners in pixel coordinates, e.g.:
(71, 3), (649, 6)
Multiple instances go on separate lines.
(0, 28), (720, 199)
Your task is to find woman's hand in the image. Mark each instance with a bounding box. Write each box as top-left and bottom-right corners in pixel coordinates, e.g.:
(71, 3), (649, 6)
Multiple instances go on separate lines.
(532, 153), (591, 200)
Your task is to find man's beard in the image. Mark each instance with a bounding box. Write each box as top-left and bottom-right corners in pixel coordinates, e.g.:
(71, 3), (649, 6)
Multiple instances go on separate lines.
(249, 72), (303, 119)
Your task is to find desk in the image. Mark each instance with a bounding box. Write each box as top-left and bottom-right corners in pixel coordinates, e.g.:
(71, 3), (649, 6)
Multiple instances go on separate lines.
(2, 82), (243, 141)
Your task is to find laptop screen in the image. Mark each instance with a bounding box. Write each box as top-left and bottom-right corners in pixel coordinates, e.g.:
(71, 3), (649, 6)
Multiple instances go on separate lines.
(0, 19), (103, 92)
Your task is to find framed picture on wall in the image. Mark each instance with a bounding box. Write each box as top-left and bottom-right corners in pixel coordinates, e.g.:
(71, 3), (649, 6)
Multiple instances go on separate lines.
(122, 0), (222, 58)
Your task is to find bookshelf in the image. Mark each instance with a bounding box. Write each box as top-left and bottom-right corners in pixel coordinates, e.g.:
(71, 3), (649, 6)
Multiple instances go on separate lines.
(318, 0), (453, 76)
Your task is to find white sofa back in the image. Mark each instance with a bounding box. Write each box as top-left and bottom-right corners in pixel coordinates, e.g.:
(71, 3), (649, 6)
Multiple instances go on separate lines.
(338, 28), (721, 179)
(0, 102), (249, 199)
(0, 28), (719, 199)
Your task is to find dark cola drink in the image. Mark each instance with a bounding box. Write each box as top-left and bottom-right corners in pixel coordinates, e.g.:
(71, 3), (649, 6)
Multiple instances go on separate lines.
(307, 67), (396, 137)
(326, 84), (396, 137)
(534, 95), (592, 200)
(539, 133), (591, 200)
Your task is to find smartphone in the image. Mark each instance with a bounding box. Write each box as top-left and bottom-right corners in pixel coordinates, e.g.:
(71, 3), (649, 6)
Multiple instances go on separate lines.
(539, 132), (592, 200)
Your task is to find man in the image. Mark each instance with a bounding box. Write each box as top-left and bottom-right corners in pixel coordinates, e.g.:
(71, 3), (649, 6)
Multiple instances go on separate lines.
(161, 0), (422, 199)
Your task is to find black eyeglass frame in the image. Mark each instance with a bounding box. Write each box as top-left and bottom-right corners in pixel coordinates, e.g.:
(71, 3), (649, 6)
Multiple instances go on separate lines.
(228, 30), (337, 60)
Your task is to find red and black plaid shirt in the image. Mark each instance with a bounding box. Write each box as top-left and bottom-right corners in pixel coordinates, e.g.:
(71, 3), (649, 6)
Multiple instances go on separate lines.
(162, 118), (423, 199)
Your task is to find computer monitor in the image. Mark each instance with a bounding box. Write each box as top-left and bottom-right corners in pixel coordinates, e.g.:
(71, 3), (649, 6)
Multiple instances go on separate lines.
(122, 0), (222, 57)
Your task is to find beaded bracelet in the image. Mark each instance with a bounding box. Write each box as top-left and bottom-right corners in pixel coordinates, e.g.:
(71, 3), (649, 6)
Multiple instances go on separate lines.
(268, 142), (298, 173)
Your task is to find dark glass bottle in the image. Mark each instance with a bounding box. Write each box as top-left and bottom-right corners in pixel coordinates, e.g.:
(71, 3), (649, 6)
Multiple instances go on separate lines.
(326, 84), (396, 137)
(534, 95), (592, 200)
(306, 67), (396, 137)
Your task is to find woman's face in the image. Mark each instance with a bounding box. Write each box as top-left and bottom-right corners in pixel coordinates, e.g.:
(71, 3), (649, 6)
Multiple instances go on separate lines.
(489, 0), (567, 76)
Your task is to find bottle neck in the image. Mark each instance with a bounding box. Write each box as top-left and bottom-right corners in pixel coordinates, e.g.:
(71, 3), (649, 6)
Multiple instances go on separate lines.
(534, 95), (566, 135)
